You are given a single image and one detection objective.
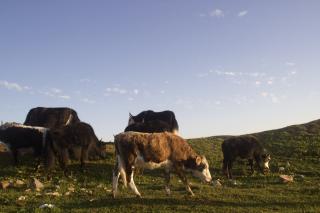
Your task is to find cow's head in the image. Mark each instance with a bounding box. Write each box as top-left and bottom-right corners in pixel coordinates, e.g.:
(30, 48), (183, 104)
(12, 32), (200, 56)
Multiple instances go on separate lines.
(261, 152), (271, 172)
(187, 156), (212, 183)
(95, 139), (108, 159)
(128, 113), (135, 126)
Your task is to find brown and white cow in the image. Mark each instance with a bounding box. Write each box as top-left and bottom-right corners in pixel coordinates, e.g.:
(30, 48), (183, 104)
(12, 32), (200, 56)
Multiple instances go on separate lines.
(112, 132), (212, 198)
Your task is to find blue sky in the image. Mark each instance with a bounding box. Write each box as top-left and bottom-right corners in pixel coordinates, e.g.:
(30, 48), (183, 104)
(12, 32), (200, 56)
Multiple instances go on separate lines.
(1, 0), (319, 140)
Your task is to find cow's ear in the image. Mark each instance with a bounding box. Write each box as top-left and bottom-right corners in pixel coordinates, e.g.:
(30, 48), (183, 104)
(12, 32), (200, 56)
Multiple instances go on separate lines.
(196, 156), (202, 165)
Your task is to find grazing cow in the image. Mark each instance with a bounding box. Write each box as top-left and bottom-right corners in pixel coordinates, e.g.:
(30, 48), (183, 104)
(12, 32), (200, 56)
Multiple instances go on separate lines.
(0, 123), (50, 165)
(24, 107), (80, 129)
(124, 120), (172, 133)
(222, 135), (271, 179)
(112, 132), (212, 198)
(128, 110), (179, 134)
(45, 122), (106, 175)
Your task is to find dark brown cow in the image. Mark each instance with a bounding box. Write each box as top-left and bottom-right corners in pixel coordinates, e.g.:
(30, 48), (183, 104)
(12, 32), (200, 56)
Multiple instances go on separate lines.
(24, 107), (80, 129)
(222, 135), (271, 179)
(124, 120), (172, 133)
(128, 110), (179, 135)
(0, 123), (50, 165)
(112, 132), (212, 198)
(45, 122), (106, 175)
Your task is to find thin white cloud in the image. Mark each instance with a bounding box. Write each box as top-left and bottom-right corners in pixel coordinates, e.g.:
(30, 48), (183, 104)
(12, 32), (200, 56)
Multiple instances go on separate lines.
(51, 88), (62, 94)
(0, 80), (27, 92)
(285, 62), (295, 66)
(105, 87), (127, 95)
(210, 9), (224, 18)
(58, 95), (70, 100)
(133, 89), (139, 95)
(238, 10), (248, 17)
(39, 89), (71, 100)
(81, 98), (95, 104)
(260, 92), (279, 103)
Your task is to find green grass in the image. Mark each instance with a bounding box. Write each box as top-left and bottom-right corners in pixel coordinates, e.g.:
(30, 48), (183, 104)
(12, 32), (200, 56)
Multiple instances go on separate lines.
(1, 123), (320, 212)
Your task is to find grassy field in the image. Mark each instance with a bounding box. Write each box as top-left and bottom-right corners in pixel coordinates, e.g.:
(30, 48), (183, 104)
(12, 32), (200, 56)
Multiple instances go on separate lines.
(1, 121), (320, 212)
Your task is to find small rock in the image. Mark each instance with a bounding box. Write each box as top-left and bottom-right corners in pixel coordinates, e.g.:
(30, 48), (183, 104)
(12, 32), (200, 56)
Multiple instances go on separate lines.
(45, 192), (61, 197)
(278, 167), (285, 172)
(14, 180), (25, 188)
(68, 187), (75, 192)
(39, 204), (55, 209)
(17, 196), (26, 201)
(286, 161), (291, 168)
(89, 198), (96, 202)
(65, 191), (71, 196)
(0, 180), (11, 189)
(212, 179), (222, 188)
(55, 185), (60, 190)
(97, 184), (104, 188)
(280, 175), (294, 183)
(25, 189), (31, 193)
(30, 178), (44, 191)
(294, 174), (305, 181)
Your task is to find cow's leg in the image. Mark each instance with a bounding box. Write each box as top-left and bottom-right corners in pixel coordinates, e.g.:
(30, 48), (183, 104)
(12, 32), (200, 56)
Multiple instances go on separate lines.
(248, 159), (254, 175)
(11, 148), (18, 165)
(254, 156), (264, 174)
(112, 155), (121, 198)
(175, 166), (194, 196)
(222, 158), (229, 178)
(34, 147), (42, 171)
(228, 161), (233, 179)
(164, 168), (171, 195)
(59, 148), (70, 176)
(80, 146), (89, 171)
(127, 166), (141, 198)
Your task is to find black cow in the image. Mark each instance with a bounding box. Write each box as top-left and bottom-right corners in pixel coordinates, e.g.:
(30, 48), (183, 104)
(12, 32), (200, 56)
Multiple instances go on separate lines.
(0, 123), (51, 165)
(124, 120), (172, 133)
(128, 110), (179, 134)
(222, 135), (271, 179)
(24, 107), (80, 129)
(45, 122), (106, 175)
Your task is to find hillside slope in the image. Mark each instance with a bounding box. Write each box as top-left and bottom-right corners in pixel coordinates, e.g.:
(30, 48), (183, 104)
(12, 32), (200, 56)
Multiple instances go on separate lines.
(0, 119), (319, 212)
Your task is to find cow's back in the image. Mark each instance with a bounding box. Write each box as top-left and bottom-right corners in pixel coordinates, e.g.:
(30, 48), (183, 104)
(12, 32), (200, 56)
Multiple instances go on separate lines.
(115, 132), (196, 163)
(24, 107), (80, 129)
(222, 135), (262, 159)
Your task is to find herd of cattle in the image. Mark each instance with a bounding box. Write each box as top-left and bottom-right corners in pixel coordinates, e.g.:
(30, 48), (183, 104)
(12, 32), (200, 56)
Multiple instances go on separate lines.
(0, 107), (271, 197)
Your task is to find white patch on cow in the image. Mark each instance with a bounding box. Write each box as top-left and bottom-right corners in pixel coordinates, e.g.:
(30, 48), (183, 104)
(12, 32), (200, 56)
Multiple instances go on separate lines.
(134, 153), (172, 170)
(172, 129), (179, 135)
(112, 155), (122, 197)
(128, 171), (141, 197)
(0, 122), (25, 130)
(188, 157), (212, 183)
(65, 114), (73, 125)
(1, 122), (48, 132)
(264, 158), (271, 169)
